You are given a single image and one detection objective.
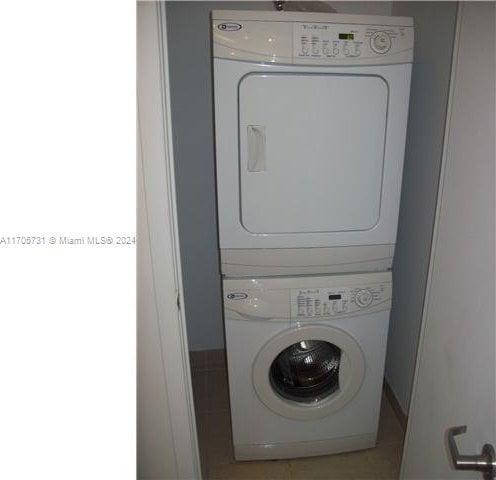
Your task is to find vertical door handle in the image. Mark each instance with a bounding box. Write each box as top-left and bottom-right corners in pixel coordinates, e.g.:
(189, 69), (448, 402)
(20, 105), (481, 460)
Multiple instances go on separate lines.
(247, 125), (266, 172)
(447, 425), (496, 479)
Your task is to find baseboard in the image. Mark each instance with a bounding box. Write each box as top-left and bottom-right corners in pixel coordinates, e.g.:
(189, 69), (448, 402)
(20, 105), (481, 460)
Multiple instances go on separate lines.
(383, 380), (408, 430)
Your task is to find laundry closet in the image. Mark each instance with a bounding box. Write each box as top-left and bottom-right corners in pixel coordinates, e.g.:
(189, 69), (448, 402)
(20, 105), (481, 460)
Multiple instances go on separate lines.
(168, 0), (453, 472)
(137, 1), (495, 479)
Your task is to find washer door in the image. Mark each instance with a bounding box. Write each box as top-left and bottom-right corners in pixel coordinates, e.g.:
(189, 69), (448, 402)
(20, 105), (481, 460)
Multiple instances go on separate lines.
(252, 324), (365, 420)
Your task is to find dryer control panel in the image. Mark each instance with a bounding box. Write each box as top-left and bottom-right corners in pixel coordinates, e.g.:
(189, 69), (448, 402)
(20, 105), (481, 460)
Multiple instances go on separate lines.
(293, 23), (412, 62)
(290, 282), (392, 318)
(213, 11), (414, 65)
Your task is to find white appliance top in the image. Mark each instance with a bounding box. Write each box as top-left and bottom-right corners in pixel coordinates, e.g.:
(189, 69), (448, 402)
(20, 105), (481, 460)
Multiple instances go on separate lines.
(212, 10), (414, 65)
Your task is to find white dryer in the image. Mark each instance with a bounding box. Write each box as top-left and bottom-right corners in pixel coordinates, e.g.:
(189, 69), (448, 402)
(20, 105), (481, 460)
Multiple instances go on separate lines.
(223, 271), (392, 460)
(212, 11), (414, 276)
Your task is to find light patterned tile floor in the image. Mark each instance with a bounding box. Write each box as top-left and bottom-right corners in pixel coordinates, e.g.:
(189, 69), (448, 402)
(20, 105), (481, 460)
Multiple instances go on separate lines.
(191, 350), (405, 480)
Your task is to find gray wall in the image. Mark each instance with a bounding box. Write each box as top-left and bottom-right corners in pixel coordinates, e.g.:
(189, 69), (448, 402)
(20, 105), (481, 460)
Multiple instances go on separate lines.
(166, 2), (274, 352)
(167, 1), (393, 352)
(385, 1), (457, 414)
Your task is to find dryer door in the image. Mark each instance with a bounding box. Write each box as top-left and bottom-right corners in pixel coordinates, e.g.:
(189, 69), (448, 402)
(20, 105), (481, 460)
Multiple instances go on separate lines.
(239, 73), (388, 235)
(214, 60), (411, 250)
(252, 324), (365, 420)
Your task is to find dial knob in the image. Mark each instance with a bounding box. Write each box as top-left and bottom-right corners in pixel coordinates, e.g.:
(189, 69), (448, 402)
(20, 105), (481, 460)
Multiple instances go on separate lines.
(355, 289), (373, 308)
(370, 31), (391, 54)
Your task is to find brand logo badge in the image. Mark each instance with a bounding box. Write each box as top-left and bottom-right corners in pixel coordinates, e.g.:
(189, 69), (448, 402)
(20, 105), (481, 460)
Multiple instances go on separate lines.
(227, 292), (248, 300)
(217, 22), (242, 31)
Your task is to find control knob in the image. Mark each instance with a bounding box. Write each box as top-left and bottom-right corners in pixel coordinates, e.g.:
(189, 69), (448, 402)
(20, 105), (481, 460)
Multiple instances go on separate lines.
(355, 289), (373, 308)
(370, 31), (391, 54)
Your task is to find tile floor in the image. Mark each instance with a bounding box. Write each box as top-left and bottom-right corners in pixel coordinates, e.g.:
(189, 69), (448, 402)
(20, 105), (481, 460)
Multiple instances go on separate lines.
(190, 350), (405, 480)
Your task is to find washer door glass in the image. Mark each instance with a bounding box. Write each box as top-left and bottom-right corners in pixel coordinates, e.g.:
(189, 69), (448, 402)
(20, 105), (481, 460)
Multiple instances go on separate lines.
(269, 340), (341, 403)
(252, 324), (366, 420)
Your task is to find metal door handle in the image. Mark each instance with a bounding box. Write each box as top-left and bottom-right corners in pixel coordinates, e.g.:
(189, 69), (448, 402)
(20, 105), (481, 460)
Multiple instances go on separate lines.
(447, 425), (496, 479)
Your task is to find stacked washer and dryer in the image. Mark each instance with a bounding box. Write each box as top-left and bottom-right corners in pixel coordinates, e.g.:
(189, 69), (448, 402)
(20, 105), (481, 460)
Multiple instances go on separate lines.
(212, 10), (413, 461)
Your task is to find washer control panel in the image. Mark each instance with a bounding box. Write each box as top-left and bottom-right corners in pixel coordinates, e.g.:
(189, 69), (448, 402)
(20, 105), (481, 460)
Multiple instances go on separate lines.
(293, 22), (412, 61)
(290, 282), (392, 318)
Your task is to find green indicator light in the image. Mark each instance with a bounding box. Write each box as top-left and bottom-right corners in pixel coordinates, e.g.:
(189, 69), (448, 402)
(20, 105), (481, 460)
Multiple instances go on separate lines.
(338, 33), (354, 40)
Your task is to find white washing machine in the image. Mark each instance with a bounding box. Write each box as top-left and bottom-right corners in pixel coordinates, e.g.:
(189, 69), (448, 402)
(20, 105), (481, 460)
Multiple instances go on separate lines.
(223, 271), (392, 460)
(212, 11), (414, 276)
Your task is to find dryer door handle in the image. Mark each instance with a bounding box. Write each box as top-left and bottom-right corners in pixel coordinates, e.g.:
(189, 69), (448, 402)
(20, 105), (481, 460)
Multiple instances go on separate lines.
(247, 125), (266, 172)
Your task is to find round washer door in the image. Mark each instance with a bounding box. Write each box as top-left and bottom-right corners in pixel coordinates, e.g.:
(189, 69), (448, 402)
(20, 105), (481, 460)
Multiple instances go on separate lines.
(252, 324), (365, 420)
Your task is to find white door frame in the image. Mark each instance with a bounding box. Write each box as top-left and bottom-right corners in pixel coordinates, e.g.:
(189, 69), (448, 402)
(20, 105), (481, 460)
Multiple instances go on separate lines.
(137, 2), (201, 478)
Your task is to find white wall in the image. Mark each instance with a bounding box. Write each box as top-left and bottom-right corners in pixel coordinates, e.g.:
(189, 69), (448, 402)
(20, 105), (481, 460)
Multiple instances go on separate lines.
(167, 0), (393, 352)
(385, 1), (457, 413)
(137, 3), (200, 478)
(137, 130), (176, 479)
